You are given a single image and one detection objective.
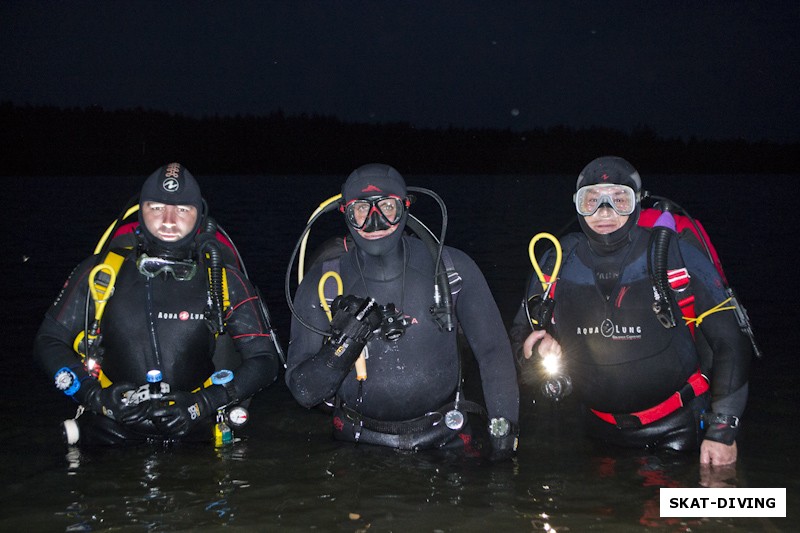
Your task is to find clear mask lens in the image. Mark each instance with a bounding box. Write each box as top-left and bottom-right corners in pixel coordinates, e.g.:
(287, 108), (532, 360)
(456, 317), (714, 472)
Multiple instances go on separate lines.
(136, 254), (197, 280)
(344, 196), (405, 230)
(574, 184), (637, 216)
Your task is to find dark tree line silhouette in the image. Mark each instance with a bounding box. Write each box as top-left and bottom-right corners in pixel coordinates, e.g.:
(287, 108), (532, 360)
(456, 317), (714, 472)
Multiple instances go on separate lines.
(2, 101), (797, 176)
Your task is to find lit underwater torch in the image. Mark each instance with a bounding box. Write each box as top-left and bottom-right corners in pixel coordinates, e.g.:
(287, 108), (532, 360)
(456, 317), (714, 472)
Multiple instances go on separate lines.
(527, 233), (573, 402)
(539, 349), (572, 402)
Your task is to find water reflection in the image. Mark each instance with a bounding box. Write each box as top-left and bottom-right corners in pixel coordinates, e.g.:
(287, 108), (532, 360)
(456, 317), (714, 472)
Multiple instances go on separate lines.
(57, 443), (260, 530)
(48, 397), (762, 531)
(699, 463), (738, 488)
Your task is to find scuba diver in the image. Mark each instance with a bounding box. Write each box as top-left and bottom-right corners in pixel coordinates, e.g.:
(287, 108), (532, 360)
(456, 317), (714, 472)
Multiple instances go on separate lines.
(509, 156), (752, 465)
(34, 163), (282, 446)
(285, 163), (519, 460)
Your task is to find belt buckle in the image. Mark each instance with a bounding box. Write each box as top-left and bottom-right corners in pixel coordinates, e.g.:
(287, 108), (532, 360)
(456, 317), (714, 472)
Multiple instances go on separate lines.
(612, 413), (642, 429)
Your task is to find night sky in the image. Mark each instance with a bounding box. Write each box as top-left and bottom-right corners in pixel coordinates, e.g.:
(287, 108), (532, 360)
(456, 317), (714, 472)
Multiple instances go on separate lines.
(2, 1), (798, 142)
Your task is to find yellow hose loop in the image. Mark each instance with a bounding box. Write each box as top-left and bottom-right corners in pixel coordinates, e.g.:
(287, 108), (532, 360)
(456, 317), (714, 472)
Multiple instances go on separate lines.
(528, 233), (562, 297)
(317, 269), (367, 380)
(299, 194), (343, 284)
(684, 297), (736, 327)
(89, 263), (118, 320)
(318, 271), (344, 322)
(94, 205), (140, 255)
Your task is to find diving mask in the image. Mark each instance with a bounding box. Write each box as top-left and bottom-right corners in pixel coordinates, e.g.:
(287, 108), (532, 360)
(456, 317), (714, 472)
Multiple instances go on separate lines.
(342, 196), (407, 231)
(574, 183), (639, 216)
(136, 254), (198, 280)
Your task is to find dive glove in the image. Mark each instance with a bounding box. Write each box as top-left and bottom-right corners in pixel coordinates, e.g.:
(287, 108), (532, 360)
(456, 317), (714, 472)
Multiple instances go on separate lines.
(150, 386), (228, 438)
(79, 380), (150, 425)
(324, 295), (383, 370)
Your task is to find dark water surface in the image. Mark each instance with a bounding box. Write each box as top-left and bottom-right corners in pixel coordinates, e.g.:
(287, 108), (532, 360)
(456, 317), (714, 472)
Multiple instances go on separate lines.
(2, 174), (797, 531)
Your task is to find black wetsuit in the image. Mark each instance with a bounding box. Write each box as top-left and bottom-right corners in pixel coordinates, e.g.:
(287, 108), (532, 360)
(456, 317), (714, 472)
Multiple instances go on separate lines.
(34, 248), (279, 445)
(286, 235), (519, 453)
(510, 226), (750, 451)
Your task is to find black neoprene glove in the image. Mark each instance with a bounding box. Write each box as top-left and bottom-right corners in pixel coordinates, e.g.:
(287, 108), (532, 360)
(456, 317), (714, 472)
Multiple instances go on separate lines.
(79, 380), (150, 425)
(324, 295), (383, 370)
(149, 386), (228, 438)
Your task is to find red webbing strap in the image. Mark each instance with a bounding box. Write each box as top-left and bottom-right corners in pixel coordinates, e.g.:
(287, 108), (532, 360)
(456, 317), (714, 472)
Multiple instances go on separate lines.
(591, 371), (709, 427)
(668, 267), (695, 338)
(543, 274), (557, 296)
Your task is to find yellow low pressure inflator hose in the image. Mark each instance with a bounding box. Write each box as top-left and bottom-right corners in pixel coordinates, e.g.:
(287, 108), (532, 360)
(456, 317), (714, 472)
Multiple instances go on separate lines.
(299, 194), (343, 284)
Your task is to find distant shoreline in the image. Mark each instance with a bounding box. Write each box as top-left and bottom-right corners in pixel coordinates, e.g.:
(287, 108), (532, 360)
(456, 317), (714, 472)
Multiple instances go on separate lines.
(2, 102), (797, 176)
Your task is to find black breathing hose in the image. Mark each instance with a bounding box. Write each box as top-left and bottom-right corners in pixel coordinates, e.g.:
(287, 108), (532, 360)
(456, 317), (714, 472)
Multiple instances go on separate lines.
(649, 223), (677, 328)
(201, 217), (226, 334)
(406, 216), (455, 332)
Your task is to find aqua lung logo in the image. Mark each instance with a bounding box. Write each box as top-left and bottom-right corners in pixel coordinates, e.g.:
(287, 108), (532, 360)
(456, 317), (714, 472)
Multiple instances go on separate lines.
(157, 310), (205, 321)
(162, 163), (182, 192)
(577, 318), (642, 340)
(162, 178), (180, 192)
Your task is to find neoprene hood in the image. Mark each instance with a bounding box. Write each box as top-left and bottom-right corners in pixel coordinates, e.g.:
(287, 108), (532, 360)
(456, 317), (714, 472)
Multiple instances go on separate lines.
(137, 162), (204, 259)
(576, 156), (642, 253)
